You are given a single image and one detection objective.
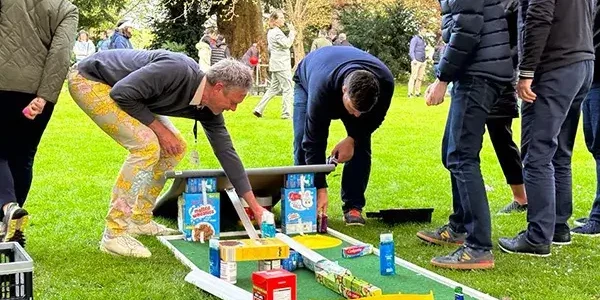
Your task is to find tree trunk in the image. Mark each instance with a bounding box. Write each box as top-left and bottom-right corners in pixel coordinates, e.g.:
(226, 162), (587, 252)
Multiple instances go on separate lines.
(217, 0), (266, 59)
(292, 26), (305, 69)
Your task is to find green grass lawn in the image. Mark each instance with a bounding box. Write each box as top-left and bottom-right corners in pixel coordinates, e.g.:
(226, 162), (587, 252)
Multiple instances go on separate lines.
(26, 84), (599, 300)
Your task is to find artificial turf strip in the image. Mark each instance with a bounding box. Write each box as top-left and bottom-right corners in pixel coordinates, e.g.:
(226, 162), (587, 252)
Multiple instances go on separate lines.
(168, 237), (477, 300)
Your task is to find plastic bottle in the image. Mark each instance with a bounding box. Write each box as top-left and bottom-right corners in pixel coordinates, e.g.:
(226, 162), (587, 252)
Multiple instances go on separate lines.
(454, 287), (464, 300)
(261, 212), (276, 238)
(379, 233), (395, 275)
(209, 238), (220, 277)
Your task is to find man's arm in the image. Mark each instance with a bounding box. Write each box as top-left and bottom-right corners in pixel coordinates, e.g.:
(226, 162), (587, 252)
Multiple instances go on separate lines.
(271, 28), (295, 49)
(518, 0), (556, 78)
(109, 61), (187, 125)
(199, 113), (252, 195)
(436, 0), (485, 82)
(409, 37), (416, 61)
(303, 92), (332, 190)
(36, 4), (78, 104)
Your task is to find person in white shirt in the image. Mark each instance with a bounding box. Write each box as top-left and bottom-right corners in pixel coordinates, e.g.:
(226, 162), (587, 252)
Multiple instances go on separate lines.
(73, 30), (95, 63)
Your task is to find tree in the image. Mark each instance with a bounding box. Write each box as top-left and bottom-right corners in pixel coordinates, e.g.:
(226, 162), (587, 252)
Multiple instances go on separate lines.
(401, 0), (440, 31)
(150, 0), (217, 59)
(72, 0), (126, 29)
(216, 0), (266, 59)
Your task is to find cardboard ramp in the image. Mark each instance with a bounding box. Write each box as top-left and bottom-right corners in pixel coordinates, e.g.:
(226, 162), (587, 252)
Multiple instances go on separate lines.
(153, 165), (335, 219)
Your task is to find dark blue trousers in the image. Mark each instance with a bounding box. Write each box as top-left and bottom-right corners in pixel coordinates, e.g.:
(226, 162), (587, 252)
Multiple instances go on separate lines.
(582, 83), (600, 223)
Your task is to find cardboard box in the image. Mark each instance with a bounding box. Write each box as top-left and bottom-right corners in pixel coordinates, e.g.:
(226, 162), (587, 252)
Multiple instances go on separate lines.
(314, 260), (382, 298)
(281, 187), (317, 234)
(219, 238), (290, 262)
(179, 193), (220, 242)
(185, 177), (217, 193)
(284, 173), (314, 189)
(252, 269), (297, 300)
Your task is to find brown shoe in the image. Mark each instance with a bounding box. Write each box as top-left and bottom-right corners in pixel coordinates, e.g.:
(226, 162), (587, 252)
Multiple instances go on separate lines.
(430, 245), (494, 270)
(417, 224), (466, 246)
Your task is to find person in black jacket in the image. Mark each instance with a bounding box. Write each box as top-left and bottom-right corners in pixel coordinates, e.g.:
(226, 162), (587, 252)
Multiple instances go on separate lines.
(417, 0), (513, 270)
(498, 0), (594, 256)
(490, 0), (528, 215)
(571, 2), (600, 236)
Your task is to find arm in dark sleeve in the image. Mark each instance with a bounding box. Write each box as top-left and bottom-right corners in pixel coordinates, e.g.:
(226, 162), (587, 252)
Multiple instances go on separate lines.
(109, 61), (186, 125)
(200, 113), (252, 195)
(113, 37), (129, 49)
(303, 92), (332, 190)
(518, 0), (556, 78)
(437, 0), (485, 82)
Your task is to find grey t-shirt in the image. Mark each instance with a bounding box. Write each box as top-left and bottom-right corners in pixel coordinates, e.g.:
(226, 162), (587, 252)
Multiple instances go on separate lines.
(77, 49), (252, 195)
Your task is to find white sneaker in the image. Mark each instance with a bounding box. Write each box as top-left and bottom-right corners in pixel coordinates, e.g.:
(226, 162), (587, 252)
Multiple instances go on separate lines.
(100, 235), (152, 258)
(127, 221), (180, 236)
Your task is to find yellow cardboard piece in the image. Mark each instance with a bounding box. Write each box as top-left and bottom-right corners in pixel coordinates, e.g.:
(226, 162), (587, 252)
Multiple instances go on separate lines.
(358, 291), (435, 300)
(292, 234), (342, 249)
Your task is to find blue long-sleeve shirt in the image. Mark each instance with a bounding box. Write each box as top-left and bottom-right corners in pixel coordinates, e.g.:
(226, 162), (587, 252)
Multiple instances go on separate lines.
(409, 35), (426, 62)
(293, 46), (395, 189)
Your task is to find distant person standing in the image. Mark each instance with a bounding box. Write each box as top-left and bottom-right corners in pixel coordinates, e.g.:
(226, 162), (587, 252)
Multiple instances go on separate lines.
(335, 33), (352, 47)
(210, 35), (231, 66)
(241, 43), (259, 68)
(408, 28), (427, 97)
(96, 30), (112, 52)
(311, 29), (332, 52)
(109, 19), (135, 50)
(253, 10), (296, 119)
(73, 30), (96, 63)
(0, 0), (78, 246)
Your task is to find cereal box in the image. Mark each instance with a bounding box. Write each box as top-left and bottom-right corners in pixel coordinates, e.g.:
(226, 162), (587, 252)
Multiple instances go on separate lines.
(252, 269), (297, 300)
(284, 173), (314, 189)
(185, 177), (217, 193)
(281, 187), (317, 234)
(219, 238), (290, 262)
(179, 192), (220, 242)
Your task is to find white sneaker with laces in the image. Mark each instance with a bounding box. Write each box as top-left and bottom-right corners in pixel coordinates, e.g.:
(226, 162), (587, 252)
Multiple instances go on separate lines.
(100, 234), (152, 258)
(127, 221), (180, 236)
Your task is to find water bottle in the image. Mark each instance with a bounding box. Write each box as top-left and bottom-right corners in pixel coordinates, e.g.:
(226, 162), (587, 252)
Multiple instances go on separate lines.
(209, 238), (220, 277)
(379, 233), (395, 275)
(261, 212), (276, 238)
(454, 287), (464, 300)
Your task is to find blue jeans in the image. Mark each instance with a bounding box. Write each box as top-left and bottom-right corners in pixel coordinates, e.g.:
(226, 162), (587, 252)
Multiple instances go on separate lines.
(445, 76), (501, 251)
(521, 60), (593, 244)
(582, 83), (600, 223)
(293, 84), (372, 212)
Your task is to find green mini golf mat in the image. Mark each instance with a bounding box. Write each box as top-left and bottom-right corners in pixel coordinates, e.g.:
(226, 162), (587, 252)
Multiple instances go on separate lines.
(168, 238), (476, 300)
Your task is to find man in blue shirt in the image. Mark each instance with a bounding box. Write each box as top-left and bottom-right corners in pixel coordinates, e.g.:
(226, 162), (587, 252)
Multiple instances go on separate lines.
(292, 46), (395, 225)
(408, 28), (427, 97)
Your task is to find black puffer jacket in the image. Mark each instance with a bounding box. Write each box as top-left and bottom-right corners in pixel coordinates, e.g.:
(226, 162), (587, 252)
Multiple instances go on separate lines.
(489, 0), (519, 119)
(437, 0), (513, 83)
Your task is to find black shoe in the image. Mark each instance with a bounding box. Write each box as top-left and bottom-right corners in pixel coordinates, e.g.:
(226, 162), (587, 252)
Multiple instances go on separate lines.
(553, 224), (571, 245)
(2, 203), (29, 245)
(571, 220), (600, 237)
(498, 231), (551, 257)
(497, 201), (527, 215)
(430, 245), (494, 270)
(574, 217), (589, 227)
(344, 209), (365, 226)
(417, 224), (466, 246)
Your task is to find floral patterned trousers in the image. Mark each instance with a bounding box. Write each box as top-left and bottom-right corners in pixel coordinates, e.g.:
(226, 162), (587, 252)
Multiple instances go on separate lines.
(68, 70), (186, 237)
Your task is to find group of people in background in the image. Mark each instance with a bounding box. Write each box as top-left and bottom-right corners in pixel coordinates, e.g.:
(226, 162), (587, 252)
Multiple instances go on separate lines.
(72, 19), (136, 63)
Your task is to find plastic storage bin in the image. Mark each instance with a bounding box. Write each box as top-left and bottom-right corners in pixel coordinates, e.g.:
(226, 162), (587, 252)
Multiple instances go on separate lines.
(0, 242), (33, 300)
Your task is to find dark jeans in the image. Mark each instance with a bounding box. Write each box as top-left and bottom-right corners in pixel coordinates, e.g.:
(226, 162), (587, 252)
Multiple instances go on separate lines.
(445, 76), (502, 251)
(293, 84), (371, 212)
(0, 91), (55, 218)
(522, 60), (593, 244)
(582, 83), (600, 223)
(486, 118), (523, 185)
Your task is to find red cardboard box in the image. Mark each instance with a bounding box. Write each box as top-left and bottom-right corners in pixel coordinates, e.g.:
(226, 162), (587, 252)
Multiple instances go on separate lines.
(252, 269), (297, 300)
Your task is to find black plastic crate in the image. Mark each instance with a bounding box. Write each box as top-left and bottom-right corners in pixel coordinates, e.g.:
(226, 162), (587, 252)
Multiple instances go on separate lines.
(0, 243), (33, 300)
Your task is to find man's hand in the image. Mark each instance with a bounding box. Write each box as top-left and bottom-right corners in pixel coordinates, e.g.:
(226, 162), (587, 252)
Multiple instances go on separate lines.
(425, 79), (448, 106)
(317, 188), (328, 215)
(517, 78), (536, 103)
(148, 119), (184, 156)
(331, 137), (355, 163)
(251, 206), (268, 228)
(23, 97), (47, 120)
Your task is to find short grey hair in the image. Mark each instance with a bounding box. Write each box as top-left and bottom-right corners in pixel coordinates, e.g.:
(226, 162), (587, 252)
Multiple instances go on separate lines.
(206, 59), (253, 92)
(338, 33), (347, 41)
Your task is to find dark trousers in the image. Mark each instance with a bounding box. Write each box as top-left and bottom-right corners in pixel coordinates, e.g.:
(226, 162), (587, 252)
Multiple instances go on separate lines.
(292, 85), (371, 212)
(445, 76), (502, 251)
(582, 83), (600, 223)
(486, 118), (524, 185)
(522, 60), (593, 245)
(0, 91), (55, 217)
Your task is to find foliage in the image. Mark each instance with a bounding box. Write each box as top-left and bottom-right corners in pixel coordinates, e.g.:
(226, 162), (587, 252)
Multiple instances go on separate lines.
(160, 41), (188, 53)
(72, 0), (126, 29)
(339, 2), (419, 78)
(130, 27), (156, 50)
(401, 0), (441, 32)
(150, 0), (217, 59)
